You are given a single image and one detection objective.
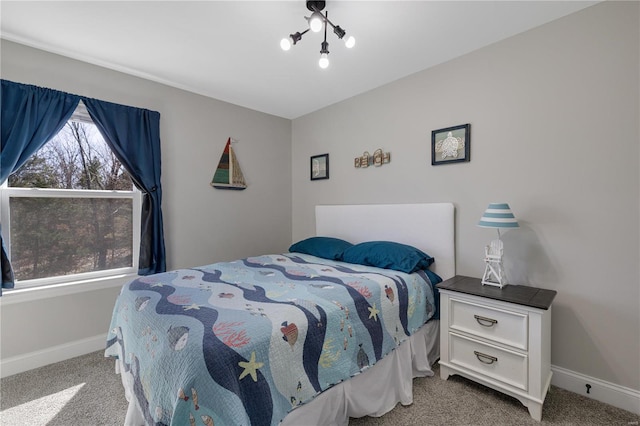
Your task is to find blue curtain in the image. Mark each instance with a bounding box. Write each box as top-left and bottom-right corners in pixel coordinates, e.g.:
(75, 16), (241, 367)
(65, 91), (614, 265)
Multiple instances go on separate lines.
(1, 227), (14, 293)
(1, 80), (80, 183)
(84, 98), (166, 275)
(0, 80), (80, 293)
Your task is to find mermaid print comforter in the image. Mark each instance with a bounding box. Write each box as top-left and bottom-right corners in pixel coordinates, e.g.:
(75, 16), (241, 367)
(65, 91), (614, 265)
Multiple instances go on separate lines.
(105, 253), (437, 426)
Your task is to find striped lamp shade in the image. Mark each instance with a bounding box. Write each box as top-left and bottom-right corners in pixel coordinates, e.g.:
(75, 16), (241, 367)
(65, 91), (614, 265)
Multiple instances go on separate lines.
(478, 203), (519, 228)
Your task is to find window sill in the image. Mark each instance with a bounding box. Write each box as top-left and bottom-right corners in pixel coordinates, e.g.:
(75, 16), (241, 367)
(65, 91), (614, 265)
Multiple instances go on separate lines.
(0, 273), (138, 306)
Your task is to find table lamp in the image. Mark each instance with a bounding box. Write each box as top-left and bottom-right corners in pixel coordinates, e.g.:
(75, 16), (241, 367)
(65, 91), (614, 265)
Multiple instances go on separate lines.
(477, 203), (519, 288)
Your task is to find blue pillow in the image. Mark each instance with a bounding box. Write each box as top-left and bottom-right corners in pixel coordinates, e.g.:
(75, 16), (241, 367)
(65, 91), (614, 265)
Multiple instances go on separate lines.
(423, 269), (442, 285)
(342, 241), (434, 273)
(289, 237), (353, 260)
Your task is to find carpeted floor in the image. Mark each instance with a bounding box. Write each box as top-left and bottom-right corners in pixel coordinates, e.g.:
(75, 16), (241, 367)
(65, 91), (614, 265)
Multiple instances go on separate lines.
(1, 350), (638, 425)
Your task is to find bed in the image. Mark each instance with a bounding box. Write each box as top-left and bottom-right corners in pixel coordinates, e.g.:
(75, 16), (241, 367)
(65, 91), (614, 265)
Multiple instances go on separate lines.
(105, 203), (455, 425)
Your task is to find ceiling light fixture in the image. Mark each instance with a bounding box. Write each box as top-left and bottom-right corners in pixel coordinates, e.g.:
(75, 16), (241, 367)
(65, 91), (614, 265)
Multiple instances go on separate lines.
(281, 0), (355, 69)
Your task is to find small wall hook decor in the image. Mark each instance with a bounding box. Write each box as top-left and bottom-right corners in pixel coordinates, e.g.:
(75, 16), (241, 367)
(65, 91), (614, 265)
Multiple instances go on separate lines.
(360, 151), (370, 168)
(354, 149), (390, 168)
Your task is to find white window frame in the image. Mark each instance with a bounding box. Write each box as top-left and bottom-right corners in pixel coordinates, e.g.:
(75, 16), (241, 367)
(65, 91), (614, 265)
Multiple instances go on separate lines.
(0, 185), (141, 290)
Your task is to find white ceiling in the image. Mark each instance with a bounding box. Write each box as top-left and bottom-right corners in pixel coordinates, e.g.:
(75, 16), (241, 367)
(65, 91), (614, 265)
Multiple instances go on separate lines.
(1, 1), (598, 119)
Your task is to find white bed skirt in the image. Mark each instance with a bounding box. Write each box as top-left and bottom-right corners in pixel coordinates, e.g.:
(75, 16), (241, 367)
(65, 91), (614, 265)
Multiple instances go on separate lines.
(114, 320), (440, 426)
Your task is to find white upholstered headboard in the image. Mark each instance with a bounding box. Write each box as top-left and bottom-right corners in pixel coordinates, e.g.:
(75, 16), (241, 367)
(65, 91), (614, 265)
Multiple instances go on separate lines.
(315, 203), (455, 280)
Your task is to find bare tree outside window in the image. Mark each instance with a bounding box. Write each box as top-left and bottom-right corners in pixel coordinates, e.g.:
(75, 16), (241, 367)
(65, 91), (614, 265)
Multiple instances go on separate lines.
(7, 121), (135, 281)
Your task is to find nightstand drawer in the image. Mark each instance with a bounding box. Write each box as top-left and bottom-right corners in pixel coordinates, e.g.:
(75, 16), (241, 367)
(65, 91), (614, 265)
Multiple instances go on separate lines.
(450, 298), (528, 350)
(449, 332), (528, 391)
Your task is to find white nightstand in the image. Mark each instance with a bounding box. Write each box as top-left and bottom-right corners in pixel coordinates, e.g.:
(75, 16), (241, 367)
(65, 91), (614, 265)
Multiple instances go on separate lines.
(437, 276), (557, 421)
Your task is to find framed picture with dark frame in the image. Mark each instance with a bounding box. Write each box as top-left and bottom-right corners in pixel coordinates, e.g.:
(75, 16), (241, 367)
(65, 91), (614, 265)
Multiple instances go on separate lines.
(431, 123), (470, 165)
(310, 153), (329, 180)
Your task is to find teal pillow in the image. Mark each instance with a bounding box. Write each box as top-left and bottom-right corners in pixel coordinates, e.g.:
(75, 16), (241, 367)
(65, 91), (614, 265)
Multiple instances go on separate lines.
(423, 269), (442, 285)
(289, 237), (353, 260)
(342, 241), (434, 273)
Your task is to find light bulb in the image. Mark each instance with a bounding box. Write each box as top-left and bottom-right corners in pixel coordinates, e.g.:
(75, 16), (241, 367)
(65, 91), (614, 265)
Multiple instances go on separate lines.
(309, 12), (323, 32)
(280, 37), (292, 51)
(319, 53), (329, 69)
(345, 36), (355, 49)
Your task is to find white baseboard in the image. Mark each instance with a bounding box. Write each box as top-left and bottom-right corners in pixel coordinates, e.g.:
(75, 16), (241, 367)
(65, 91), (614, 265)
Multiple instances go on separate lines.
(551, 364), (640, 415)
(0, 333), (107, 379)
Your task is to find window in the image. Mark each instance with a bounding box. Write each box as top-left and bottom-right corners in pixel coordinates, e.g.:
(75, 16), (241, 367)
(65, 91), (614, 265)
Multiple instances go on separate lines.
(1, 102), (141, 289)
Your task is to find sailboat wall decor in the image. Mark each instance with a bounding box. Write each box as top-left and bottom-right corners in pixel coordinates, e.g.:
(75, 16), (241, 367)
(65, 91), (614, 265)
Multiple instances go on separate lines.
(211, 138), (247, 190)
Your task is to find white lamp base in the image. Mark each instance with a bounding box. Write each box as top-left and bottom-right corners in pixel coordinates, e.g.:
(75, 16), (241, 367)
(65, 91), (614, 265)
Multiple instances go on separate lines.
(482, 238), (508, 288)
(482, 271), (507, 288)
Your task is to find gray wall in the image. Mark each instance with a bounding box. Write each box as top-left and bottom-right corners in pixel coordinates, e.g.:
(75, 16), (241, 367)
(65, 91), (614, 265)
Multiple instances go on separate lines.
(1, 0), (638, 394)
(292, 2), (639, 390)
(0, 40), (292, 358)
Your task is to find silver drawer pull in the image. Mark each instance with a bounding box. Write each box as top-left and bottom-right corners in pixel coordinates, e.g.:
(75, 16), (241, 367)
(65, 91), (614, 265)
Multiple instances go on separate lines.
(474, 351), (498, 364)
(474, 314), (498, 327)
